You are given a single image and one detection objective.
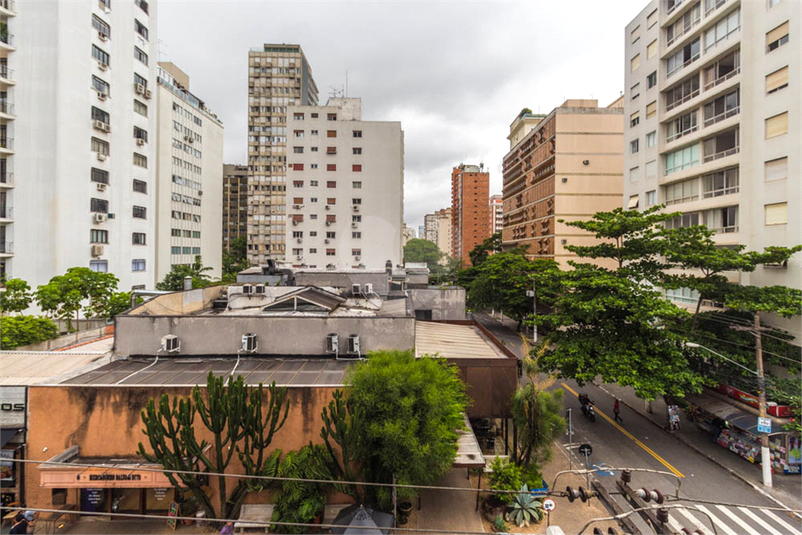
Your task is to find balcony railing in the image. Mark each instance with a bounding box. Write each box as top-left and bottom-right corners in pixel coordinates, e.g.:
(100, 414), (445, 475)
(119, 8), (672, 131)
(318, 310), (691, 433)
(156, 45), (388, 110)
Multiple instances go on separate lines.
(710, 224), (738, 234)
(0, 102), (14, 115)
(0, 172), (13, 186)
(0, 205), (13, 219)
(704, 106), (739, 127)
(0, 0), (16, 13)
(0, 66), (13, 82)
(705, 0), (726, 16)
(0, 137), (13, 149)
(0, 241), (12, 254)
(667, 0), (686, 16)
(666, 124), (699, 143)
(666, 88), (701, 112)
(0, 33), (14, 47)
(703, 146), (739, 163)
(704, 66), (740, 91)
(666, 16), (701, 48)
(703, 185), (739, 198)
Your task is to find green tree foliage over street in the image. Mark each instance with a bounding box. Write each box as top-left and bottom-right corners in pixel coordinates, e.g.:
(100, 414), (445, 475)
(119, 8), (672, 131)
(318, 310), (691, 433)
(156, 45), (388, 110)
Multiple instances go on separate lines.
(156, 255), (214, 291)
(0, 278), (33, 314)
(0, 315), (59, 349)
(138, 372), (289, 519)
(34, 267), (119, 330)
(403, 238), (444, 271)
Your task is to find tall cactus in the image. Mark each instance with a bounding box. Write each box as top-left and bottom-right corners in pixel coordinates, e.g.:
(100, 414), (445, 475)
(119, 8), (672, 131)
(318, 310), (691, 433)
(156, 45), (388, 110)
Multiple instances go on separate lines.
(138, 371), (290, 519)
(319, 389), (364, 501)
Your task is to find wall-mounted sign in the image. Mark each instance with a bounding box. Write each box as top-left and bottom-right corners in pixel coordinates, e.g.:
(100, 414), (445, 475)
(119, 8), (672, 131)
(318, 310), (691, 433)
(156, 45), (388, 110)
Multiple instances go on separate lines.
(0, 387), (26, 427)
(41, 467), (172, 488)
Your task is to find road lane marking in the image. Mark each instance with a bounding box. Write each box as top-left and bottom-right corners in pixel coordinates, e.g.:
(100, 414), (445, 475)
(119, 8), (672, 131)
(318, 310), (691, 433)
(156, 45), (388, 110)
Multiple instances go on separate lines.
(695, 504), (739, 535)
(561, 382), (685, 478)
(761, 508), (802, 535)
(716, 505), (761, 535)
(666, 512), (684, 534)
(676, 507), (708, 533)
(738, 506), (787, 535)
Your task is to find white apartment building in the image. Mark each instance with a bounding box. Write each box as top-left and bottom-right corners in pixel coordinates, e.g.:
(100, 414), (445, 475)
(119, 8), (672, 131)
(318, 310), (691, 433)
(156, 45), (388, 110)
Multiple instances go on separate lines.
(284, 98), (403, 270)
(0, 0), (17, 278)
(247, 44), (318, 266)
(624, 0), (800, 342)
(9, 0), (158, 292)
(489, 194), (503, 235)
(423, 212), (438, 242)
(155, 62), (223, 281)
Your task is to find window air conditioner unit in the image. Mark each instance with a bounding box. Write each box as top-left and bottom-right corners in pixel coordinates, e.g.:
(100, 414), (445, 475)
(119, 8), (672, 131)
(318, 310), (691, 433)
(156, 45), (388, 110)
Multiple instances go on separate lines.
(364, 283), (373, 294)
(296, 254), (303, 260)
(161, 335), (180, 353)
(93, 213), (107, 223)
(97, 91), (107, 101)
(351, 223), (357, 228)
(325, 333), (339, 354)
(352, 284), (361, 295)
(296, 238), (303, 243)
(144, 89), (152, 99)
(103, 123), (111, 133)
(254, 284), (265, 294)
(98, 32), (108, 41)
(324, 239), (330, 244)
(241, 333), (258, 353)
(91, 245), (104, 257)
(97, 153), (107, 161)
(135, 83), (145, 95)
(93, 120), (107, 131)
(292, 204), (302, 209)
(326, 221), (332, 226)
(325, 205), (331, 210)
(354, 256), (361, 261)
(137, 138), (146, 146)
(353, 205), (359, 212)
(292, 220), (298, 226)
(96, 183), (107, 191)
(347, 334), (360, 355)
(242, 284), (253, 294)
(98, 62), (108, 71)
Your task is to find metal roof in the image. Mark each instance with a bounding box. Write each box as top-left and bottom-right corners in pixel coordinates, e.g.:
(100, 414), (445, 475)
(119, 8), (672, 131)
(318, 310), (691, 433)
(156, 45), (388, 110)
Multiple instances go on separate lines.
(0, 351), (112, 385)
(415, 322), (507, 360)
(59, 357), (351, 387)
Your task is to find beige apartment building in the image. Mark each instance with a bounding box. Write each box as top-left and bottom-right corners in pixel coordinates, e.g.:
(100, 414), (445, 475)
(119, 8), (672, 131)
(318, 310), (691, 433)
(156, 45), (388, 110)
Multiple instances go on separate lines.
(435, 208), (453, 259)
(624, 0), (800, 342)
(508, 111), (547, 149)
(223, 164), (248, 251)
(501, 99), (624, 267)
(247, 44), (318, 265)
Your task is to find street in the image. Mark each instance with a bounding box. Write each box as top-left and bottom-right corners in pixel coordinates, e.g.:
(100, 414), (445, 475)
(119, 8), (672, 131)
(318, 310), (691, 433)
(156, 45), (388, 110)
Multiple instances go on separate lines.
(474, 312), (802, 535)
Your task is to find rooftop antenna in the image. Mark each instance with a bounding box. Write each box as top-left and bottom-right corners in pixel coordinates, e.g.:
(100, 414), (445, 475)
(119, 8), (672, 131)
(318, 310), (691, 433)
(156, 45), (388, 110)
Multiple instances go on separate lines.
(346, 71), (349, 97)
(328, 85), (344, 99)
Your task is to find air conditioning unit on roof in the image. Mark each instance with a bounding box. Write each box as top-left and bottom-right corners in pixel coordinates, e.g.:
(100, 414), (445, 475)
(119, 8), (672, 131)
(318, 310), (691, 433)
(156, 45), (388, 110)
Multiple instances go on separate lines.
(161, 335), (180, 353)
(325, 333), (339, 354)
(242, 284), (253, 294)
(241, 333), (258, 353)
(254, 284), (265, 294)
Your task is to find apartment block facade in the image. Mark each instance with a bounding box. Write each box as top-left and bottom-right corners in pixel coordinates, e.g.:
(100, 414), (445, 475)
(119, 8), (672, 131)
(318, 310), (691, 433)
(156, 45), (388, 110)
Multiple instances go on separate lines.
(489, 194), (503, 235)
(155, 62), (223, 281)
(284, 98), (403, 270)
(0, 0), (16, 278)
(451, 164), (490, 266)
(423, 212), (438, 242)
(502, 99), (624, 267)
(247, 44), (318, 266)
(624, 0), (801, 341)
(223, 164), (248, 252)
(435, 208), (453, 259)
(10, 0), (158, 291)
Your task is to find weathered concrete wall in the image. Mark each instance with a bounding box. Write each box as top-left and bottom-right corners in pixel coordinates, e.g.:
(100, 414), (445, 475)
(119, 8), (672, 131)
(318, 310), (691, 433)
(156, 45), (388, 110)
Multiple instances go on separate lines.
(114, 315), (415, 357)
(25, 385), (341, 510)
(14, 325), (113, 352)
(408, 287), (466, 320)
(128, 286), (225, 316)
(294, 272), (390, 296)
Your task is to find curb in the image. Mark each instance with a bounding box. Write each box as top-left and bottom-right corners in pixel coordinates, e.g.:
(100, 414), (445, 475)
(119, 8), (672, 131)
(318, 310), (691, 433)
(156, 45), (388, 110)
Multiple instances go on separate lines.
(594, 383), (802, 520)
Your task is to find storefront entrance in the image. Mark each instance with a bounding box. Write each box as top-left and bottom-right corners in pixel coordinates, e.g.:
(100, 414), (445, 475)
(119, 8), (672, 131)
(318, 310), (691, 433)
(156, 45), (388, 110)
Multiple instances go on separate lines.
(79, 487), (174, 516)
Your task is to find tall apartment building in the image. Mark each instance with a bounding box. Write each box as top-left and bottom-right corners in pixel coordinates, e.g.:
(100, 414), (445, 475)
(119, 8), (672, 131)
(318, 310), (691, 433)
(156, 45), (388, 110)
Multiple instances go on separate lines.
(508, 110), (547, 149)
(10, 0), (158, 291)
(247, 44), (318, 266)
(284, 98), (403, 269)
(624, 0), (800, 341)
(502, 100), (624, 267)
(451, 164), (490, 266)
(489, 194), (503, 235)
(0, 0), (17, 279)
(155, 62), (223, 281)
(423, 212), (438, 242)
(223, 164), (248, 251)
(435, 208), (453, 258)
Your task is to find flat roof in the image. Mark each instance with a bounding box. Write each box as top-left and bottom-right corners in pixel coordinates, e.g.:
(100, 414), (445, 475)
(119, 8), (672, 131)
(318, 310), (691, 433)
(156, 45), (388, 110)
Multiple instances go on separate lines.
(415, 322), (508, 360)
(59, 358), (351, 387)
(0, 351), (111, 386)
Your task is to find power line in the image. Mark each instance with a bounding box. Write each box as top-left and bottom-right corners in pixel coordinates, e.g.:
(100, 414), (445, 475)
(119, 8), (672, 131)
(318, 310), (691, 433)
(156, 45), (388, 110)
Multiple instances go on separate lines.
(671, 328), (802, 365)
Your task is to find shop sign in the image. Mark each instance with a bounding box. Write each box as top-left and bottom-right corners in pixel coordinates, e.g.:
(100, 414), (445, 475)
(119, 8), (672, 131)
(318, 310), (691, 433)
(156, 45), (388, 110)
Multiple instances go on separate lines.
(0, 387), (26, 427)
(40, 467), (173, 488)
(757, 417), (771, 434)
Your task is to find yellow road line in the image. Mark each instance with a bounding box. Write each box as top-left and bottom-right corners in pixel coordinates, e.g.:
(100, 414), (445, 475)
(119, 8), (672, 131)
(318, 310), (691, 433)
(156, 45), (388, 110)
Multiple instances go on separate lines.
(562, 382), (685, 479)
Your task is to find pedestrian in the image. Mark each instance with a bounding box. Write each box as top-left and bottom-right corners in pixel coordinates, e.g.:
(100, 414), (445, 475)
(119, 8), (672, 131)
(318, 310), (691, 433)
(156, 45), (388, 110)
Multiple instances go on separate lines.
(9, 511), (34, 534)
(613, 398), (622, 422)
(219, 521), (234, 534)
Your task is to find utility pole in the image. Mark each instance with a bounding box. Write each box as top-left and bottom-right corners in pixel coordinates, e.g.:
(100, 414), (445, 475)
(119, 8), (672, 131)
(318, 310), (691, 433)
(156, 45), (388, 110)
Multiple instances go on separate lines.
(527, 278), (537, 342)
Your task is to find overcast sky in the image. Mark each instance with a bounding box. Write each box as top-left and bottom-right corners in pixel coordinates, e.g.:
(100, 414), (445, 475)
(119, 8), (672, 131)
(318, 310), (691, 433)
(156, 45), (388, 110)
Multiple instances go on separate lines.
(159, 0), (647, 229)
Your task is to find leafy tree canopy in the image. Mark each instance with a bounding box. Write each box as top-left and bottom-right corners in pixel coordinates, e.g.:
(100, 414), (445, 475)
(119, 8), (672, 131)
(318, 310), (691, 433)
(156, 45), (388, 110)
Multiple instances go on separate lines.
(403, 238), (443, 271)
(156, 255), (214, 291)
(223, 237), (250, 279)
(1, 278), (33, 314)
(35, 267), (119, 330)
(468, 232), (502, 267)
(0, 315), (59, 349)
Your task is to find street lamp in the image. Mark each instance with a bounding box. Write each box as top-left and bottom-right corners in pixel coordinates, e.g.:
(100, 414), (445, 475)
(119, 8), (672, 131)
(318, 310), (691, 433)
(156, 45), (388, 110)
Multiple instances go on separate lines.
(685, 342), (772, 488)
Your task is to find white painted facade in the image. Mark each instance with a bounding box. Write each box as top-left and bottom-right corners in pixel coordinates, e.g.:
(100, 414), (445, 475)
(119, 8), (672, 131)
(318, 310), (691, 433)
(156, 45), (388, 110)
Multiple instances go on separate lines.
(0, 0), (17, 278)
(490, 194), (503, 235)
(155, 63), (223, 281)
(9, 0), (158, 292)
(625, 0), (801, 343)
(284, 98), (403, 270)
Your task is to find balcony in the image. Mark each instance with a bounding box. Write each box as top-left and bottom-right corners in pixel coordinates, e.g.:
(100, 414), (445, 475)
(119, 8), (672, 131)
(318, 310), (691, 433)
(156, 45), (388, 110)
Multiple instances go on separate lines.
(0, 32), (14, 51)
(0, 171), (13, 188)
(702, 129), (739, 163)
(0, 205), (12, 221)
(0, 101), (14, 118)
(704, 0), (727, 16)
(0, 137), (13, 152)
(0, 240), (11, 255)
(0, 0), (16, 16)
(0, 65), (14, 86)
(703, 105), (739, 128)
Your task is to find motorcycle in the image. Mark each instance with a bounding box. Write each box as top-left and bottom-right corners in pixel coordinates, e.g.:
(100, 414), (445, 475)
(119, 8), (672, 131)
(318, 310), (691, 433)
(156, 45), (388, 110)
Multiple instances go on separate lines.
(579, 394), (596, 422)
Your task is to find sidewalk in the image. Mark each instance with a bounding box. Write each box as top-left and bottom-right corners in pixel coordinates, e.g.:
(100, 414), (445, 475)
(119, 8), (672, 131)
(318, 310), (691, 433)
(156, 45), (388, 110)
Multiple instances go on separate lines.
(417, 467), (484, 534)
(596, 381), (802, 508)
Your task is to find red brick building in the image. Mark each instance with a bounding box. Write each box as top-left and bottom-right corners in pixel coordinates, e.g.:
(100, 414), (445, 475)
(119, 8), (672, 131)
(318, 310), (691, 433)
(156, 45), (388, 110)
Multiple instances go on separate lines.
(451, 164), (490, 265)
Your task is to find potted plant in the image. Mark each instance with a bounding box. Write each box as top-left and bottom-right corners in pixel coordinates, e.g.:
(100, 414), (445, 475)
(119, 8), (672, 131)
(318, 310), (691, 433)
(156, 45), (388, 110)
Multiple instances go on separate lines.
(508, 484), (543, 527)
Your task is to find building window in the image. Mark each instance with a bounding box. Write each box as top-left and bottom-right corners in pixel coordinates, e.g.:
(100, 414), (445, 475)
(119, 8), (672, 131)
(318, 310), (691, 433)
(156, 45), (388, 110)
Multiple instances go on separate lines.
(90, 229), (109, 243)
(631, 25), (640, 44)
(630, 111), (640, 127)
(646, 190), (656, 206)
(135, 0), (149, 14)
(647, 40), (657, 59)
(132, 259), (146, 272)
(665, 144), (700, 174)
(310, 163), (318, 169)
(703, 206), (738, 233)
(766, 21), (789, 52)
(352, 198), (362, 205)
(647, 71), (657, 88)
(89, 260), (108, 273)
(353, 148), (362, 155)
(310, 214), (318, 220)
(91, 168), (109, 184)
(352, 249), (361, 256)
(765, 112), (788, 138)
(666, 287), (700, 304)
(135, 19), (148, 40)
(310, 147), (319, 153)
(134, 73), (148, 89)
(293, 163), (304, 171)
(705, 9), (740, 51)
(646, 101), (657, 119)
(627, 195), (639, 210)
(702, 167), (739, 198)
(646, 131), (656, 147)
(666, 75), (700, 111)
(133, 205), (147, 219)
(294, 130), (304, 138)
(292, 231), (303, 238)
(327, 113), (337, 121)
(134, 126), (148, 142)
(630, 139), (639, 154)
(310, 180), (318, 186)
(309, 248), (317, 254)
(326, 249), (336, 256)
(667, 38), (700, 78)
(92, 137), (109, 155)
(647, 9), (658, 28)
(92, 76), (110, 95)
(90, 198), (108, 213)
(91, 106), (110, 125)
(352, 215), (361, 223)
(665, 212), (700, 229)
(132, 232), (147, 245)
(171, 246), (181, 254)
(92, 45), (110, 66)
(631, 83), (640, 100)
(92, 15), (111, 38)
(327, 198), (336, 205)
(133, 153), (148, 167)
(629, 167), (640, 183)
(134, 100), (148, 116)
(352, 232), (361, 239)
(133, 179), (147, 193)
(764, 157), (788, 181)
(327, 147), (337, 155)
(294, 113), (304, 120)
(293, 180), (303, 187)
(645, 160), (657, 178)
(353, 130), (362, 138)
(310, 197), (318, 203)
(171, 229), (181, 237)
(666, 110), (698, 142)
(134, 46), (148, 65)
(326, 231), (336, 239)
(294, 147), (304, 154)
(765, 202), (787, 225)
(327, 164), (336, 172)
(310, 130), (318, 136)
(327, 130), (337, 138)
(352, 181), (362, 189)
(631, 53), (641, 72)
(766, 66), (789, 94)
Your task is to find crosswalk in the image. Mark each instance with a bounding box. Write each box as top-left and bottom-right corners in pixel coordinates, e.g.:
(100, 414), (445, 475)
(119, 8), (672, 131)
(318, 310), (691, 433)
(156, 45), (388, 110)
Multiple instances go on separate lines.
(659, 503), (802, 535)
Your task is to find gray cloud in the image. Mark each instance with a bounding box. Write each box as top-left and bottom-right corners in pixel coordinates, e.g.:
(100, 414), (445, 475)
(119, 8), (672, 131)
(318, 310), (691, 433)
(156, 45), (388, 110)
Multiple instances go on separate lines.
(158, 0), (646, 227)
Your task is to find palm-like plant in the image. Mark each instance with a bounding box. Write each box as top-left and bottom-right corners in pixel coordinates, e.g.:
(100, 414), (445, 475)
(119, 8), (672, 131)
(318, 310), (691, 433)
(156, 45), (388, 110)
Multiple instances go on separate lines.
(508, 484), (543, 527)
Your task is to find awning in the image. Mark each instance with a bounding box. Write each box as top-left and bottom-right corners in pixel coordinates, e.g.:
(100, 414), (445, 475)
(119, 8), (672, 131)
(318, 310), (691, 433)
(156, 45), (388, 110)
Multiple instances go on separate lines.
(1, 428), (22, 448)
(686, 393), (785, 436)
(453, 414), (486, 468)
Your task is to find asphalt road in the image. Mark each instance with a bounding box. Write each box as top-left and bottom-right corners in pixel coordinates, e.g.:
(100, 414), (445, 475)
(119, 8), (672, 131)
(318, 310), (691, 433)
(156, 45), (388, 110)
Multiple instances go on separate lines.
(474, 312), (802, 535)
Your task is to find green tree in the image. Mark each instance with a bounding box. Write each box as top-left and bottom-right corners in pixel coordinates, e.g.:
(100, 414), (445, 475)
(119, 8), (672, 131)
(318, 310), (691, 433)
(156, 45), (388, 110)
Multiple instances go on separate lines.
(270, 445), (332, 534)
(468, 232), (502, 267)
(0, 315), (59, 349)
(156, 255), (214, 291)
(403, 238), (443, 271)
(35, 268), (119, 331)
(104, 291), (132, 319)
(337, 350), (467, 508)
(138, 372), (289, 519)
(0, 278), (33, 315)
(430, 256), (462, 285)
(223, 237), (250, 280)
(511, 384), (565, 467)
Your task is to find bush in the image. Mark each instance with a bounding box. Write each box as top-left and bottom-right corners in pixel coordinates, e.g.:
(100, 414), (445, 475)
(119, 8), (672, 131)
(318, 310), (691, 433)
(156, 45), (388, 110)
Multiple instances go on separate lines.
(488, 457), (522, 505)
(493, 514), (507, 533)
(270, 445), (330, 534)
(509, 484), (543, 527)
(0, 315), (59, 349)
(521, 464), (544, 490)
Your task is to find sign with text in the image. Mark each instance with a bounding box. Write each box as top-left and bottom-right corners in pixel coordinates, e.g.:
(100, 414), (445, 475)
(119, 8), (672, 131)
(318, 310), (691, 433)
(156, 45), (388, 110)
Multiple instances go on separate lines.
(0, 387), (26, 427)
(757, 417), (772, 434)
(40, 466), (172, 488)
